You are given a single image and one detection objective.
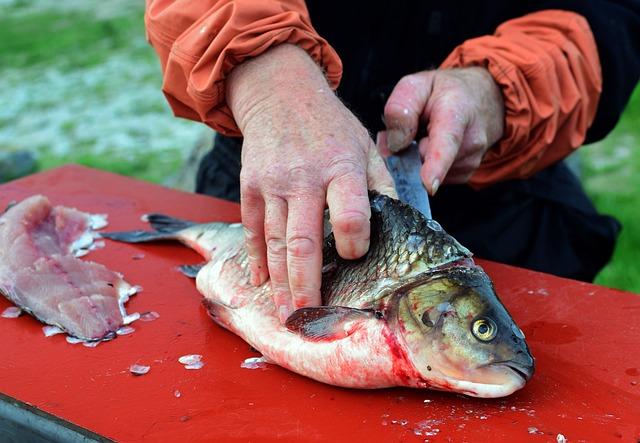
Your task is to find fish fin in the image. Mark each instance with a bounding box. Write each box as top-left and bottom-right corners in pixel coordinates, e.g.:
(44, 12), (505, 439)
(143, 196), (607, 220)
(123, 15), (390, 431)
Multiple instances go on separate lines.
(145, 214), (195, 233)
(285, 306), (377, 341)
(99, 230), (178, 243)
(179, 263), (205, 278)
(2, 200), (17, 215)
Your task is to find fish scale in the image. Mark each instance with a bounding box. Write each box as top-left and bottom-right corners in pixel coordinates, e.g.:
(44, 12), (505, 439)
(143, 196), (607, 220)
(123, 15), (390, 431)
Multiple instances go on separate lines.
(320, 193), (471, 307)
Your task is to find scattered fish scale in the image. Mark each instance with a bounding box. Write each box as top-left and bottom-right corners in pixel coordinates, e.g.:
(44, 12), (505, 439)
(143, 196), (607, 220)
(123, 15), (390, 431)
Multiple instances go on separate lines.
(130, 364), (150, 376)
(1, 306), (22, 318)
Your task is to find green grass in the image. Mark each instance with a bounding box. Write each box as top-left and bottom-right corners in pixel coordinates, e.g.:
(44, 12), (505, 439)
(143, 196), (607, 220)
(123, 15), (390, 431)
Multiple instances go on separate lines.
(582, 85), (640, 293)
(37, 149), (184, 185)
(0, 10), (151, 70)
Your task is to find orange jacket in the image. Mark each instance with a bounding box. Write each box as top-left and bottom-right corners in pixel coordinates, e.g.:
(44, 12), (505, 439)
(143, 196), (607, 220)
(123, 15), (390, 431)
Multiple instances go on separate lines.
(145, 2), (601, 186)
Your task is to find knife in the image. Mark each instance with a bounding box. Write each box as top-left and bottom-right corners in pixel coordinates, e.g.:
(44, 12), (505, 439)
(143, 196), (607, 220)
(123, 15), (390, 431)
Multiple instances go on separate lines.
(383, 141), (432, 219)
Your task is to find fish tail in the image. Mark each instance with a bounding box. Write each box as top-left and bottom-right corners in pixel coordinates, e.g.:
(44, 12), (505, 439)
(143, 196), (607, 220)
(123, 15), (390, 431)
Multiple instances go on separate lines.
(145, 214), (196, 233)
(99, 230), (179, 243)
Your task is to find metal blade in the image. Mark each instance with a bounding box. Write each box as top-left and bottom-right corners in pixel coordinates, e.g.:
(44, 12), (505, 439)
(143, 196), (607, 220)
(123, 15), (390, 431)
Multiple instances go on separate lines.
(384, 141), (432, 219)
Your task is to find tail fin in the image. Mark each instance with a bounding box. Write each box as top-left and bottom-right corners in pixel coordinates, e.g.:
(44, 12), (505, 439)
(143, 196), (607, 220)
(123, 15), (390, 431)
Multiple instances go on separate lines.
(99, 230), (179, 243)
(101, 213), (196, 243)
(145, 214), (195, 233)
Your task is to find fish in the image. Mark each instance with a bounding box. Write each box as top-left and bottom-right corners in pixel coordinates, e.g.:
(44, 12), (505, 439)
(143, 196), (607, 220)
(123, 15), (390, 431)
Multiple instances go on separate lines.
(0, 195), (139, 341)
(102, 192), (534, 397)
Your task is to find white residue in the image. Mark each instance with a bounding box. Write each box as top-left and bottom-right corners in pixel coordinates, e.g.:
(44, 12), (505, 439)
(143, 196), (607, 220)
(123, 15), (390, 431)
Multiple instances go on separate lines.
(179, 354), (204, 370)
(174, 390), (181, 398)
(116, 326), (135, 336)
(43, 325), (64, 337)
(557, 434), (567, 443)
(130, 364), (150, 376)
(140, 311), (160, 322)
(1, 306), (22, 318)
(240, 356), (268, 370)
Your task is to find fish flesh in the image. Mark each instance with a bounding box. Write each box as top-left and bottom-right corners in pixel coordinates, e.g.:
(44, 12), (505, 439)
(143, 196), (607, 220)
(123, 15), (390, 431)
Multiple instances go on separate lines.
(102, 192), (534, 397)
(0, 195), (139, 341)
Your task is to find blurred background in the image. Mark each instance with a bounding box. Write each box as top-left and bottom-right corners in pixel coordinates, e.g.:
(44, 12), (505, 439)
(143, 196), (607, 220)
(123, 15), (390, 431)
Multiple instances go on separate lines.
(1, 0), (639, 292)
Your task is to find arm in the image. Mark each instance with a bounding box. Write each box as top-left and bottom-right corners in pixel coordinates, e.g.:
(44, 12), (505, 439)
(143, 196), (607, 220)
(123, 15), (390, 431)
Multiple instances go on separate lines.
(380, 7), (639, 189)
(144, 0), (342, 135)
(145, 2), (395, 321)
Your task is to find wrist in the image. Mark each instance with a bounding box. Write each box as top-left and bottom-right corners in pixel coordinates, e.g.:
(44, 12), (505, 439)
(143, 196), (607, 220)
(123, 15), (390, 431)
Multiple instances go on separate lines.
(227, 44), (332, 131)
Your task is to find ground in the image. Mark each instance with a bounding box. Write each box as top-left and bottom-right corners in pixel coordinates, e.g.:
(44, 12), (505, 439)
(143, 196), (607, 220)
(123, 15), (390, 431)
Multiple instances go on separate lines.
(1, 0), (638, 292)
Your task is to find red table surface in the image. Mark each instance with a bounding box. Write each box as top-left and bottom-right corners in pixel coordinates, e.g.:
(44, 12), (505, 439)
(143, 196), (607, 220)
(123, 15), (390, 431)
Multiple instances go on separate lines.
(0, 165), (638, 442)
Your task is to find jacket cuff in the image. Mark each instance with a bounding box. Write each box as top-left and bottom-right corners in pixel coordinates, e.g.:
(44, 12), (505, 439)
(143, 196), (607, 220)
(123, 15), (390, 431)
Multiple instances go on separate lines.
(440, 10), (601, 186)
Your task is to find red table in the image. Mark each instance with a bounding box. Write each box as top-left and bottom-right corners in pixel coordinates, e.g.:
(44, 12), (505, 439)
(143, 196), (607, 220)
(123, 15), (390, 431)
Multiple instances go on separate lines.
(0, 165), (638, 442)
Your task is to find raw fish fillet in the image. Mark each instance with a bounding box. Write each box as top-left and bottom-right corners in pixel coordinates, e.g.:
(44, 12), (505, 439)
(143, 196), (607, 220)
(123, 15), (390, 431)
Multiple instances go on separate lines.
(0, 195), (138, 340)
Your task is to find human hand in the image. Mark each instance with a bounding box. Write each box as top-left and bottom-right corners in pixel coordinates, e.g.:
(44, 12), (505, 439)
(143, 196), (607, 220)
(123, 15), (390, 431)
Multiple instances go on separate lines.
(227, 44), (395, 323)
(378, 67), (504, 193)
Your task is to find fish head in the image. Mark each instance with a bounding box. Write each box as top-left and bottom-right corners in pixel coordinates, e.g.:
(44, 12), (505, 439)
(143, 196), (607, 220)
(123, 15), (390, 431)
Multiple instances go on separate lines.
(393, 266), (534, 398)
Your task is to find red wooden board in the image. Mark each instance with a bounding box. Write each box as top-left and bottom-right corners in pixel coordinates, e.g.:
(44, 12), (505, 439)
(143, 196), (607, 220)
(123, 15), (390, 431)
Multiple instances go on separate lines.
(0, 165), (638, 442)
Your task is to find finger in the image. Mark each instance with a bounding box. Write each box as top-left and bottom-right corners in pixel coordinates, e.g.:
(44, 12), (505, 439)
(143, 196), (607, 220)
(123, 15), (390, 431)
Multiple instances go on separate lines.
(263, 196), (292, 323)
(286, 193), (324, 310)
(326, 163), (371, 260)
(384, 72), (435, 152)
(240, 185), (268, 286)
(369, 137), (398, 198)
(419, 103), (469, 194)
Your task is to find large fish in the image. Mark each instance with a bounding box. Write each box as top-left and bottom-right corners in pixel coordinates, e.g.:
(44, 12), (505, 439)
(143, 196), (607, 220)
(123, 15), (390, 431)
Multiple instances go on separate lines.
(0, 195), (139, 341)
(103, 192), (534, 397)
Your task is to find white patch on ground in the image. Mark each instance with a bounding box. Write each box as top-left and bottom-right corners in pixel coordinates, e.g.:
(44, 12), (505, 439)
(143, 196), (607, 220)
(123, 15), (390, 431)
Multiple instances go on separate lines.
(0, 53), (202, 159)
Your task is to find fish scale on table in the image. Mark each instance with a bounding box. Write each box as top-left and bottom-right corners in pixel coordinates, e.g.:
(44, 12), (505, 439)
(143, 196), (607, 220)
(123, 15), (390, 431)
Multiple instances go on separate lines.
(102, 192), (534, 398)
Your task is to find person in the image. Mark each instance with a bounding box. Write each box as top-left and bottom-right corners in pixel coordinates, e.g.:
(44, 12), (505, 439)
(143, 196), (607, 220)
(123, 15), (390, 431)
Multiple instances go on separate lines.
(145, 1), (640, 322)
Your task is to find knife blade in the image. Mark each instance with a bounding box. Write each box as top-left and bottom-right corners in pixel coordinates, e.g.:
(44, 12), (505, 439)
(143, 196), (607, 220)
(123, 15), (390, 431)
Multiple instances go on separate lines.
(383, 141), (432, 219)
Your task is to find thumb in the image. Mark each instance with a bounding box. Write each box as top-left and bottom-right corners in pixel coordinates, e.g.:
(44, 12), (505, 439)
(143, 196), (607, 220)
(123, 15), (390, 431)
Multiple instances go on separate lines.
(367, 139), (397, 198)
(383, 71), (435, 152)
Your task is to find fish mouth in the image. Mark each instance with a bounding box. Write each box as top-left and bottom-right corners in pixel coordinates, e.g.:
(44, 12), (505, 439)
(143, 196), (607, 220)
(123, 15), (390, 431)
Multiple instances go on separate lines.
(492, 360), (534, 382)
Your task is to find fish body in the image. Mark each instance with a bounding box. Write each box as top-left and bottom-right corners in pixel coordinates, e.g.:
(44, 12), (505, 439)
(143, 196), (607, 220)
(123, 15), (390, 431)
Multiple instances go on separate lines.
(103, 193), (534, 397)
(0, 195), (138, 340)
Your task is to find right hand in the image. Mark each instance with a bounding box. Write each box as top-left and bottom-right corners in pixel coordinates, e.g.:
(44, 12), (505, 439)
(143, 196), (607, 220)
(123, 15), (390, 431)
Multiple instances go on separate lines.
(227, 45), (395, 323)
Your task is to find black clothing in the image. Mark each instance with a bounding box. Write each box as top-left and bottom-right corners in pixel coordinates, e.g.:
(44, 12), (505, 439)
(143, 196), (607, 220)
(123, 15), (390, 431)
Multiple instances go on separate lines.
(196, 1), (640, 281)
(196, 134), (620, 282)
(306, 0), (640, 140)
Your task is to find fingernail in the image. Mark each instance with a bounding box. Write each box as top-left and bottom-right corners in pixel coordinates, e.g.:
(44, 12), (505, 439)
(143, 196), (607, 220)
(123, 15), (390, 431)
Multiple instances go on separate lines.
(386, 129), (410, 152)
(278, 305), (292, 323)
(431, 178), (440, 195)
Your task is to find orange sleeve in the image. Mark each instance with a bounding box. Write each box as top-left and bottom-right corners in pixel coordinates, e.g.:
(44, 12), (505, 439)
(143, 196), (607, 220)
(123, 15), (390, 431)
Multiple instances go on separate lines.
(145, 0), (342, 136)
(440, 10), (602, 187)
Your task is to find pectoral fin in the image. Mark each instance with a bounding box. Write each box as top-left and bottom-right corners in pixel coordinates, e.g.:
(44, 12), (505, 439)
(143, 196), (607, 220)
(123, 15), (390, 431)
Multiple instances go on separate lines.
(285, 306), (379, 341)
(179, 263), (205, 278)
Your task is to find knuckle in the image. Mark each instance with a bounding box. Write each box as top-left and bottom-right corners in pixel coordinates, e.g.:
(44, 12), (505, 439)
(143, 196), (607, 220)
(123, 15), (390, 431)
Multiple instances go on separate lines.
(266, 237), (287, 258)
(287, 235), (317, 259)
(331, 211), (369, 236)
(326, 155), (366, 182)
(243, 226), (261, 243)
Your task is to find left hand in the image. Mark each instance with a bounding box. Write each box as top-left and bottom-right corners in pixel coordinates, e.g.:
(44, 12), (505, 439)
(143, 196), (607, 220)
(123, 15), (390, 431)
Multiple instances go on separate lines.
(378, 67), (504, 193)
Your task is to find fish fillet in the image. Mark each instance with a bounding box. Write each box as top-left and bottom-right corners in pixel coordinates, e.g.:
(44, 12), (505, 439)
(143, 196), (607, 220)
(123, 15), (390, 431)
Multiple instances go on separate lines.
(0, 195), (138, 340)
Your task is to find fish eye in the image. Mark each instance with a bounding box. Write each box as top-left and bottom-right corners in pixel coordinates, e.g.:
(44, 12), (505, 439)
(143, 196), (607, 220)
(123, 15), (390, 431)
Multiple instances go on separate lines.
(421, 311), (434, 327)
(472, 318), (497, 341)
